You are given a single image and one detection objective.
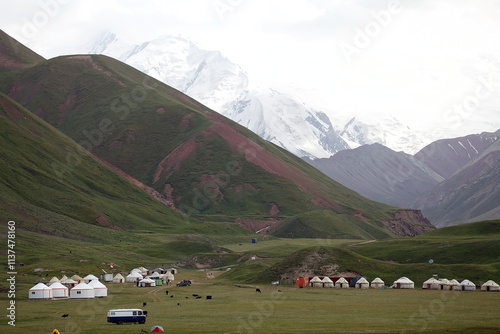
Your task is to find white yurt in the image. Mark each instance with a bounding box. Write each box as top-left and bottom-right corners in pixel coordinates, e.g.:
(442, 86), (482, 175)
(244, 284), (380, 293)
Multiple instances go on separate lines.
(50, 282), (69, 298)
(29, 283), (52, 299)
(113, 273), (125, 283)
(138, 278), (156, 287)
(335, 277), (349, 288)
(70, 282), (95, 299)
(355, 277), (369, 289)
(448, 279), (460, 291)
(88, 280), (108, 297)
(393, 277), (414, 289)
(371, 277), (385, 289)
(83, 274), (99, 284)
(422, 278), (441, 290)
(481, 280), (500, 292)
(126, 271), (143, 283)
(460, 279), (476, 291)
(322, 277), (334, 288)
(309, 276), (323, 288)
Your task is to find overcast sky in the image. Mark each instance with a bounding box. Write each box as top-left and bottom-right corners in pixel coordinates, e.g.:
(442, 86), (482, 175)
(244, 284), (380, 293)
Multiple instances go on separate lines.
(1, 0), (500, 136)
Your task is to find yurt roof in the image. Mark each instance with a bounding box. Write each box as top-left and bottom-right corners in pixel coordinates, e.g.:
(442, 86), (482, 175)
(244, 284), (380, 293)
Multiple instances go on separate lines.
(322, 277), (333, 283)
(151, 271), (161, 276)
(439, 278), (450, 284)
(113, 273), (124, 279)
(61, 278), (77, 284)
(140, 278), (155, 283)
(371, 277), (384, 284)
(88, 280), (107, 288)
(72, 282), (94, 290)
(460, 279), (476, 286)
(356, 277), (369, 284)
(71, 274), (83, 281)
(482, 280), (500, 287)
(310, 276), (322, 283)
(394, 277), (414, 284)
(30, 283), (51, 290)
(84, 274), (99, 280)
(127, 271), (143, 278)
(448, 279), (460, 285)
(49, 276), (60, 283)
(423, 278), (441, 285)
(50, 282), (68, 290)
(336, 277), (348, 284)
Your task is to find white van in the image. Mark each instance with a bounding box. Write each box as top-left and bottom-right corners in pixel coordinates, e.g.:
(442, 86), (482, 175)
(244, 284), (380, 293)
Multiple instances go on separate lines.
(107, 308), (147, 325)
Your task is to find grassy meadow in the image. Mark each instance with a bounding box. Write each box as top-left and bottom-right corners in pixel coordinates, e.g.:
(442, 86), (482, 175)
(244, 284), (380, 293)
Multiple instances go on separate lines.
(2, 269), (500, 334)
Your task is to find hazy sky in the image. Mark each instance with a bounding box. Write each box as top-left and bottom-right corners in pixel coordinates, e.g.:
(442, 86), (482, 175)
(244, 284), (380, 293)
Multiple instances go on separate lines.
(1, 0), (500, 136)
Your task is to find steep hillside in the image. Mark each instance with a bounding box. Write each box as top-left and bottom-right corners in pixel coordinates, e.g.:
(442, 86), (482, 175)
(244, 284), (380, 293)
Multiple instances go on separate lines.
(0, 31), (432, 238)
(414, 131), (499, 179)
(0, 91), (258, 274)
(307, 143), (443, 207)
(0, 30), (45, 69)
(413, 139), (500, 227)
(0, 91), (188, 231)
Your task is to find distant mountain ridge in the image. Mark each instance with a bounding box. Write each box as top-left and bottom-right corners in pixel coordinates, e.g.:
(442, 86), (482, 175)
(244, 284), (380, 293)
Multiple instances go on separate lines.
(309, 130), (500, 227)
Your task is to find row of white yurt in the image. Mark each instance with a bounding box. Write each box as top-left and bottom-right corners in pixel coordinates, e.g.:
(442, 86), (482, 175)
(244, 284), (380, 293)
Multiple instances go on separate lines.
(308, 276), (385, 288)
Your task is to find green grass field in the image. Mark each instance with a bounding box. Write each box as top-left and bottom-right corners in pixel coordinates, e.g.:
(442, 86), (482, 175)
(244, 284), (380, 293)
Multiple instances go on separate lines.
(3, 269), (500, 334)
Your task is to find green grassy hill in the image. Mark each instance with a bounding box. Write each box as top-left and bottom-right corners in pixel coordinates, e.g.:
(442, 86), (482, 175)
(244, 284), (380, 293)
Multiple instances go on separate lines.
(0, 91), (256, 276)
(217, 220), (500, 285)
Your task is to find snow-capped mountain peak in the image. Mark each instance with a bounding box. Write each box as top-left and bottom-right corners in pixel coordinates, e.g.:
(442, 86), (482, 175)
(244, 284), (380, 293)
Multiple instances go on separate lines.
(85, 32), (428, 158)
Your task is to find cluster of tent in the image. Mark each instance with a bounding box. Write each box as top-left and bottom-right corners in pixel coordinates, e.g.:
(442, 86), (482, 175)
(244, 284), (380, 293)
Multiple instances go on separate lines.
(126, 267), (176, 287)
(298, 275), (500, 291)
(29, 274), (108, 300)
(298, 276), (386, 289)
(422, 277), (500, 291)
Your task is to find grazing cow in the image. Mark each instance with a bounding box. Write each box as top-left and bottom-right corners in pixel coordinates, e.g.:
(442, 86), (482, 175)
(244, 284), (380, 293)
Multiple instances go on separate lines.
(61, 314), (69, 318)
(192, 294), (199, 297)
(143, 302), (147, 307)
(165, 290), (169, 295)
(196, 296), (202, 299)
(170, 295), (174, 298)
(256, 288), (261, 293)
(177, 303), (180, 306)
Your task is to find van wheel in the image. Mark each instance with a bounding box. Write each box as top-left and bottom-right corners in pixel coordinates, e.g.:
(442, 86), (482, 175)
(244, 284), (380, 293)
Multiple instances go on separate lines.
(139, 320), (145, 324)
(117, 321), (123, 325)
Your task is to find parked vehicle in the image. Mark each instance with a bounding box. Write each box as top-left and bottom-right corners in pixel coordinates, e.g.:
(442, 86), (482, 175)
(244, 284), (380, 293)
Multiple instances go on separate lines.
(176, 279), (191, 287)
(107, 308), (147, 325)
